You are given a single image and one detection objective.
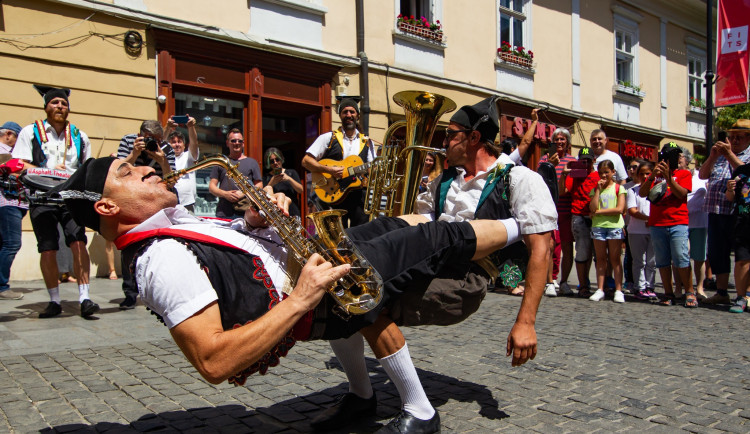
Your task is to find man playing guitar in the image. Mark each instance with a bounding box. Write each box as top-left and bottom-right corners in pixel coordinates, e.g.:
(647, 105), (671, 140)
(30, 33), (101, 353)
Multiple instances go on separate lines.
(302, 98), (375, 227)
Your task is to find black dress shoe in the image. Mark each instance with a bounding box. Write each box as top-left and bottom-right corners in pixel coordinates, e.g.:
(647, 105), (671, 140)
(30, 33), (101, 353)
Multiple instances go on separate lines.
(119, 295), (137, 310)
(376, 410), (440, 434)
(310, 392), (376, 431)
(39, 302), (62, 318)
(80, 299), (100, 317)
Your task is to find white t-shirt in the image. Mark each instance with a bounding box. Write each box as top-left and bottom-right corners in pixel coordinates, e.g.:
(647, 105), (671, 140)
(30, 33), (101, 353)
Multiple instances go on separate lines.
(415, 154), (558, 235)
(13, 121), (91, 172)
(595, 150), (627, 182)
(687, 171), (708, 229)
(626, 184), (650, 235)
(174, 150), (198, 206)
(507, 149), (524, 166)
(131, 206), (292, 329)
(305, 129), (376, 162)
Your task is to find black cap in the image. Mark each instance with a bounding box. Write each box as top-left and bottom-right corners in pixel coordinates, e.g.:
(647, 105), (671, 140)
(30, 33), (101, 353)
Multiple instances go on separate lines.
(449, 96), (500, 142)
(661, 141), (682, 154)
(50, 157), (116, 233)
(33, 84), (71, 109)
(338, 98), (360, 115)
(578, 147), (595, 160)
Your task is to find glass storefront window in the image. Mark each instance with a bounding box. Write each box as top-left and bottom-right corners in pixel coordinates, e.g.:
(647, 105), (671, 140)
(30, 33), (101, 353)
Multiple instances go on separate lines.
(173, 92), (244, 216)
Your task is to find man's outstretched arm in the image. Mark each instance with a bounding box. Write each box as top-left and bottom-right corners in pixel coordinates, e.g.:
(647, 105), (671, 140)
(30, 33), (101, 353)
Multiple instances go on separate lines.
(507, 231), (550, 367)
(170, 254), (350, 384)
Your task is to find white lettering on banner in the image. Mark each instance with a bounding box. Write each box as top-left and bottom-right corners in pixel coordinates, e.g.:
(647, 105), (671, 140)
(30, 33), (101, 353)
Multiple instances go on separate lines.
(722, 25), (748, 53)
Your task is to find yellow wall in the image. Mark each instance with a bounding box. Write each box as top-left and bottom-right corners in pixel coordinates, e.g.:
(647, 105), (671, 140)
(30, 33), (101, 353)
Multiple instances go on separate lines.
(578, 1), (616, 117)
(0, 0), (158, 279)
(637, 13), (662, 131)
(533, 0), (573, 108)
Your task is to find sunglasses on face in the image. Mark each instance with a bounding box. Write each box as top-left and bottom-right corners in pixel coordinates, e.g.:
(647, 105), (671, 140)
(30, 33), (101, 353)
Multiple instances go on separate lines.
(269, 157), (281, 163)
(229, 139), (244, 144)
(629, 165), (639, 170)
(444, 128), (472, 140)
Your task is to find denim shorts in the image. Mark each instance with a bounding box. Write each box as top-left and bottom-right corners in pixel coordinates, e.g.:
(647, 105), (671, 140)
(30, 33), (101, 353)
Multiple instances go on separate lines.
(650, 224), (690, 269)
(591, 227), (624, 241)
(688, 227), (707, 262)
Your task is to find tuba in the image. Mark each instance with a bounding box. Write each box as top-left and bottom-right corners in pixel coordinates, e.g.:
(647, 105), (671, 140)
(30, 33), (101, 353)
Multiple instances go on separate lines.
(162, 155), (383, 319)
(364, 91), (456, 219)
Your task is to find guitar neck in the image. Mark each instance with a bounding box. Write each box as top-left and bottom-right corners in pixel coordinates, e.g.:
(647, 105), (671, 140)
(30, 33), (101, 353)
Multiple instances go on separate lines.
(347, 162), (371, 177)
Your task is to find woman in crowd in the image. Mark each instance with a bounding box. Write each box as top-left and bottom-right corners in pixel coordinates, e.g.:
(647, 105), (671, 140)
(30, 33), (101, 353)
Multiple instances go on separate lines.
(588, 160), (627, 303)
(725, 162), (750, 313)
(262, 147), (303, 218)
(419, 151), (443, 192)
(627, 160), (656, 300)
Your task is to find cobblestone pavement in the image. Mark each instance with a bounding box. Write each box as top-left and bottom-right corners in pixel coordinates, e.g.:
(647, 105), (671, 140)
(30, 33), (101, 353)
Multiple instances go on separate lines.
(1, 278), (749, 433)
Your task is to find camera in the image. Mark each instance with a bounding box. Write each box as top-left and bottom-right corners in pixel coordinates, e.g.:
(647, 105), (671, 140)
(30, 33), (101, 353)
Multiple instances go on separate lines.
(658, 149), (680, 170)
(144, 137), (160, 153)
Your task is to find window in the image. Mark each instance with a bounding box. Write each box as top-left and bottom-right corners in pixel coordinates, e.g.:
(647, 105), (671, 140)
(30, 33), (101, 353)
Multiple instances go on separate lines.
(687, 48), (706, 108)
(613, 14), (639, 90)
(499, 0), (527, 49)
(400, 0), (432, 22)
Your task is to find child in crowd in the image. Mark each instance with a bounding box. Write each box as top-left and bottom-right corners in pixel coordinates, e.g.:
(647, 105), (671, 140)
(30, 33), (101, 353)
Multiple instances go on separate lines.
(588, 160), (627, 303)
(627, 161), (656, 300)
(725, 163), (750, 313)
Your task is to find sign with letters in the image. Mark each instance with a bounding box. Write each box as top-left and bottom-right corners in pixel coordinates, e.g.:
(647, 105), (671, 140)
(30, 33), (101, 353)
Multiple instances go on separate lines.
(715, 0), (750, 107)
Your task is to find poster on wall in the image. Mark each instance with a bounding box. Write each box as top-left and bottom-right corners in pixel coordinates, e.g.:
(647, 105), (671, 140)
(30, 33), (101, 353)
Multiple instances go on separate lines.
(715, 0), (750, 107)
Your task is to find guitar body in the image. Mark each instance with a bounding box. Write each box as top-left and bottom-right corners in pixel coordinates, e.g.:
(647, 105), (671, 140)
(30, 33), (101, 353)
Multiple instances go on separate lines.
(312, 155), (368, 204)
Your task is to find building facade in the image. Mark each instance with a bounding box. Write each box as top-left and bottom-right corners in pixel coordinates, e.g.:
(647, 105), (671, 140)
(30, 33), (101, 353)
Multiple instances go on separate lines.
(0, 0), (713, 279)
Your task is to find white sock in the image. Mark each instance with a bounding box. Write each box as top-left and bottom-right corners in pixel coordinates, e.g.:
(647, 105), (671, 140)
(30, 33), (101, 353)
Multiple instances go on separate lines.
(329, 334), (373, 399)
(378, 344), (435, 420)
(47, 287), (61, 304)
(78, 283), (90, 303)
(498, 217), (521, 246)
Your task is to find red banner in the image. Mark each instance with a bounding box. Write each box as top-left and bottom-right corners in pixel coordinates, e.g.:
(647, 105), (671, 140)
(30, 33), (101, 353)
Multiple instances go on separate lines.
(715, 0), (750, 107)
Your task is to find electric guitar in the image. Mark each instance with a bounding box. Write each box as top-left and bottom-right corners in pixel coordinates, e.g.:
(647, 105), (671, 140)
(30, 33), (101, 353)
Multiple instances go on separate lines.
(312, 155), (373, 204)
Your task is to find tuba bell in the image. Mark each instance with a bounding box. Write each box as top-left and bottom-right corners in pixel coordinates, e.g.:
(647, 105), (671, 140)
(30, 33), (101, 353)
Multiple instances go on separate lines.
(364, 91), (456, 219)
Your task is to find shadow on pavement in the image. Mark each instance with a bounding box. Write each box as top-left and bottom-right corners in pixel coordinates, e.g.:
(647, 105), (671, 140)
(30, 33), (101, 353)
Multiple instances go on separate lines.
(41, 363), (508, 433)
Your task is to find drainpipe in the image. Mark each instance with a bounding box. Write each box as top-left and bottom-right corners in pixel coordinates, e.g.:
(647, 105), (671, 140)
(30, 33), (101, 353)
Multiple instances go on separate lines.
(705, 0), (714, 151)
(356, 0), (370, 135)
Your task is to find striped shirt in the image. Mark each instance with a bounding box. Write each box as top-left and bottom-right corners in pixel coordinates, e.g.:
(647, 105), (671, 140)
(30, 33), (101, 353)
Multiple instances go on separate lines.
(702, 146), (750, 215)
(117, 133), (176, 177)
(538, 153), (577, 214)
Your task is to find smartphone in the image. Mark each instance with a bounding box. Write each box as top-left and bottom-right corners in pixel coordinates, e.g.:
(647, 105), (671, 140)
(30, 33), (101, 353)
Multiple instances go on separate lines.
(172, 115), (189, 124)
(547, 143), (556, 158)
(569, 160), (591, 178)
(272, 168), (282, 175)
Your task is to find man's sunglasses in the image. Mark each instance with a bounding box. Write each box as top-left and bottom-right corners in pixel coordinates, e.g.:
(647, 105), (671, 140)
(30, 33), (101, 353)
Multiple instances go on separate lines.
(229, 139), (244, 144)
(444, 128), (472, 139)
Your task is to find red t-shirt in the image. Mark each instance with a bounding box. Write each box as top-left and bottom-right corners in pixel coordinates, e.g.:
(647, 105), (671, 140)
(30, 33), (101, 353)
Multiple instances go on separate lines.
(647, 169), (692, 227)
(567, 171), (600, 216)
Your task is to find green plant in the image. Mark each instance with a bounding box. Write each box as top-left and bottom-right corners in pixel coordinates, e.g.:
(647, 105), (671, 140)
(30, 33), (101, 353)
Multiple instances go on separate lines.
(689, 97), (706, 109)
(397, 14), (442, 34)
(497, 41), (533, 60)
(715, 102), (750, 130)
(617, 80), (642, 93)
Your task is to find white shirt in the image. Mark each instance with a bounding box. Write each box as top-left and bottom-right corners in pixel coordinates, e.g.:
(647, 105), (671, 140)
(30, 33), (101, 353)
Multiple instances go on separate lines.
(508, 149), (524, 166)
(306, 129), (376, 162)
(595, 150), (627, 182)
(626, 184), (650, 235)
(131, 206), (292, 329)
(173, 150), (198, 206)
(688, 171), (708, 229)
(13, 121), (90, 172)
(415, 154), (558, 235)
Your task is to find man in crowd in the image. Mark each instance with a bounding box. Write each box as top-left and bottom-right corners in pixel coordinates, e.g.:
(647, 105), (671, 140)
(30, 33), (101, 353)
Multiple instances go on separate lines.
(590, 129), (627, 184)
(0, 121), (26, 300)
(116, 120), (176, 309)
(12, 85), (96, 318)
(302, 98), (375, 227)
(166, 115), (200, 212)
(699, 119), (750, 307)
(117, 120), (175, 178)
(208, 128), (262, 219)
(314, 97), (555, 433)
(52, 153), (534, 434)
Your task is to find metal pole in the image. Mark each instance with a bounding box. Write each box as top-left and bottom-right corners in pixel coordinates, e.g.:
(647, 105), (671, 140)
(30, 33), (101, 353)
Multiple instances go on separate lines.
(705, 0), (714, 151)
(356, 0), (370, 135)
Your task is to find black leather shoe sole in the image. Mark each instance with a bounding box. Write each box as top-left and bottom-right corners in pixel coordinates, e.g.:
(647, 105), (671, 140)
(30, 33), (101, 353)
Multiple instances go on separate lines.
(310, 392), (377, 431)
(39, 302), (62, 318)
(119, 295), (136, 310)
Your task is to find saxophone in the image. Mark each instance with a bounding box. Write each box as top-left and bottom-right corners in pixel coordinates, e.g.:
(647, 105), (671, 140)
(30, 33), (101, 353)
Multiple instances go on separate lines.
(162, 155), (383, 318)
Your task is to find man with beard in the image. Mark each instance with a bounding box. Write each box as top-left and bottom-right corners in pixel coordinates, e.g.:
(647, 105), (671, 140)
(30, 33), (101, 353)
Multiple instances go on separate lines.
(302, 98), (375, 227)
(12, 85), (97, 318)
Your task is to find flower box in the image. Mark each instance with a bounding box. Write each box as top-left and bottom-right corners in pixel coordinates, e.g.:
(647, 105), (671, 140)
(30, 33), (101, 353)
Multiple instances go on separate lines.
(497, 51), (533, 69)
(397, 21), (443, 42)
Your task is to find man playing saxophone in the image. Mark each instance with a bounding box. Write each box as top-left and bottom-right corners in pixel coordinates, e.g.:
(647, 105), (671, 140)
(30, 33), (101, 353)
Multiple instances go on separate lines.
(51, 154), (531, 433)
